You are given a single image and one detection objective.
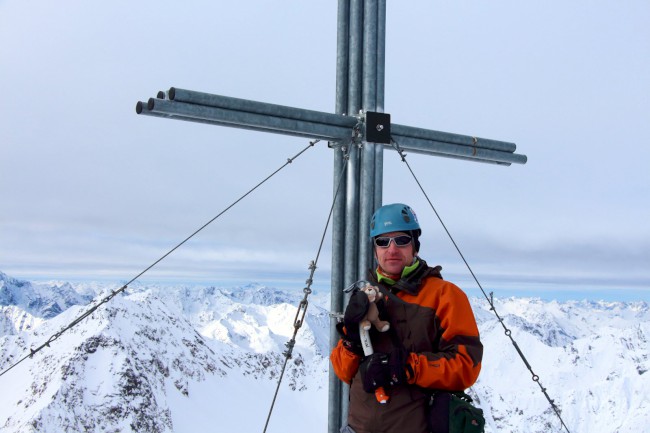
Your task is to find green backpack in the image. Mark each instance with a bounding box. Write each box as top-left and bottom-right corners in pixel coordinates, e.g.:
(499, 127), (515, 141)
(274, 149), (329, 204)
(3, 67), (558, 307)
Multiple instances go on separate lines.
(428, 391), (485, 433)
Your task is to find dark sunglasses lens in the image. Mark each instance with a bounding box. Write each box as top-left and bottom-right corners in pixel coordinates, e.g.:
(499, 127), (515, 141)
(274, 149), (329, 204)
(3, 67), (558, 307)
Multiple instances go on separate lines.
(394, 235), (412, 246)
(374, 235), (411, 247)
(375, 237), (391, 247)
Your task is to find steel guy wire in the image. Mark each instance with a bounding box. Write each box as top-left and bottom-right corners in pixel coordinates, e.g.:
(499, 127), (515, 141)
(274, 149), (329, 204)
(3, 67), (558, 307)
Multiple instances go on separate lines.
(390, 138), (573, 433)
(0, 140), (319, 379)
(262, 144), (350, 433)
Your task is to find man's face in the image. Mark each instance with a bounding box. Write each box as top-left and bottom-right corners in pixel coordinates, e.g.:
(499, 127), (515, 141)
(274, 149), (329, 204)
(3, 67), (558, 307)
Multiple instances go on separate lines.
(374, 231), (416, 276)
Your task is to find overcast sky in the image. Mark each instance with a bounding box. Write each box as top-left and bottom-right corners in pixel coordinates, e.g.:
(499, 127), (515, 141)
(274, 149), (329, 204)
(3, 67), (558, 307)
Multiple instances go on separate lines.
(1, 1), (648, 301)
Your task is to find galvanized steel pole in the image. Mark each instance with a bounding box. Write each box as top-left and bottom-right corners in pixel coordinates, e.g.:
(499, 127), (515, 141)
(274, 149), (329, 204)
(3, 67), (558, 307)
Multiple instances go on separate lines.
(374, 0), (386, 213)
(168, 87), (357, 128)
(359, 0), (378, 278)
(329, 1), (387, 432)
(328, 0), (350, 430)
(391, 123), (518, 153)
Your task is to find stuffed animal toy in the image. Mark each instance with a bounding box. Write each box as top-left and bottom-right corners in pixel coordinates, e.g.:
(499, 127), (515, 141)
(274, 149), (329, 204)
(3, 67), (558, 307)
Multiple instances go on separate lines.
(360, 285), (390, 333)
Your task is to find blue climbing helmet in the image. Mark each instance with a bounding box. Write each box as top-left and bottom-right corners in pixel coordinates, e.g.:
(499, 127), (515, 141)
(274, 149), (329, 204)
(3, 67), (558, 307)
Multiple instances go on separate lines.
(370, 203), (422, 247)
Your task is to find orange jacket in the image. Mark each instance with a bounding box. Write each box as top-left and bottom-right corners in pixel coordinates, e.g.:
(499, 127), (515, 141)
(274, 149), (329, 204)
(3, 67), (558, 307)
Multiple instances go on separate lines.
(330, 261), (483, 432)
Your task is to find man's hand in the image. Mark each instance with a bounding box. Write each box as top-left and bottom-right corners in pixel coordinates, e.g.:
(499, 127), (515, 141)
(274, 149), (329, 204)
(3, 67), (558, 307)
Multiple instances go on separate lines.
(359, 353), (391, 393)
(388, 346), (411, 385)
(359, 348), (411, 393)
(343, 289), (370, 343)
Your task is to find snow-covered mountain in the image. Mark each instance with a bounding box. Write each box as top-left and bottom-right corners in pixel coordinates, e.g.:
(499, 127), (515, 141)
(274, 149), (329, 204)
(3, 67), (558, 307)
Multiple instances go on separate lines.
(1, 271), (648, 433)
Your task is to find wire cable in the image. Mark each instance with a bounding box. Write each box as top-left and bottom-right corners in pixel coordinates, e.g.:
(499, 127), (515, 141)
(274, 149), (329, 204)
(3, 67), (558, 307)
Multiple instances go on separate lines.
(390, 138), (573, 433)
(0, 140), (318, 379)
(262, 144), (350, 433)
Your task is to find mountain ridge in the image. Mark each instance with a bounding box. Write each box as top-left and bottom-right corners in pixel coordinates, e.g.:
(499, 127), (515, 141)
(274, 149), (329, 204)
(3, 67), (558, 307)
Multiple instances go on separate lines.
(1, 271), (648, 432)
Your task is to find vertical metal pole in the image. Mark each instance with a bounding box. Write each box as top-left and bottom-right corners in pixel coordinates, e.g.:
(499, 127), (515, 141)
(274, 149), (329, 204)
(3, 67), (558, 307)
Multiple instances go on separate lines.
(329, 1), (350, 432)
(345, 0), (363, 288)
(335, 4), (350, 117)
(344, 144), (360, 287)
(359, 0), (378, 277)
(347, 0), (363, 115)
(330, 2), (385, 432)
(376, 0), (386, 113)
(374, 0), (386, 210)
(328, 0), (350, 433)
(342, 1), (363, 425)
(362, 0), (378, 109)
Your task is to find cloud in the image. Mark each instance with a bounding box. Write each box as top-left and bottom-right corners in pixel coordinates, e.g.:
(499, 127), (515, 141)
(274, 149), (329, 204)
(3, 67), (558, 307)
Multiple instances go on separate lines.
(1, 0), (649, 301)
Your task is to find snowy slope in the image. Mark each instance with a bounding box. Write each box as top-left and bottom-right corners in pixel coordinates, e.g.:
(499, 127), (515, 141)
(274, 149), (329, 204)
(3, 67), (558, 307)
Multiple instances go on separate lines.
(1, 271), (648, 433)
(471, 297), (650, 432)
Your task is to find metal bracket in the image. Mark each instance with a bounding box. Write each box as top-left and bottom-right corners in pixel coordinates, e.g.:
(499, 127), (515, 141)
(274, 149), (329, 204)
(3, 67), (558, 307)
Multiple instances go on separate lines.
(364, 111), (391, 144)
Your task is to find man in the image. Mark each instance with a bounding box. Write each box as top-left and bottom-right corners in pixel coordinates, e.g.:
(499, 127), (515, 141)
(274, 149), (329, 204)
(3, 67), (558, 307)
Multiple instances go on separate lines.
(330, 203), (483, 433)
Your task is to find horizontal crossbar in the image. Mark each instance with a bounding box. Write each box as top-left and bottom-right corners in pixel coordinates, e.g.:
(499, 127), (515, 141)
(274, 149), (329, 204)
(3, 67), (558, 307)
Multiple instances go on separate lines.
(135, 88), (527, 165)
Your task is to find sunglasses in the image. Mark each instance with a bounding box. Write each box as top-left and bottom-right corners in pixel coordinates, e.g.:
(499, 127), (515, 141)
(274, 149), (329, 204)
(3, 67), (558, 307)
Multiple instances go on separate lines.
(374, 235), (412, 248)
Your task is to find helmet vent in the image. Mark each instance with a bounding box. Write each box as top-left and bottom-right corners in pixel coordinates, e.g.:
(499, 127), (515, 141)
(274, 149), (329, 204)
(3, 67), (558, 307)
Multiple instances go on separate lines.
(401, 208), (411, 223)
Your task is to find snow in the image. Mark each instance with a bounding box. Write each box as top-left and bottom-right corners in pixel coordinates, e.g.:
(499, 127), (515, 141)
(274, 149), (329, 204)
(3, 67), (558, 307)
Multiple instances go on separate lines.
(1, 271), (649, 433)
(166, 373), (328, 433)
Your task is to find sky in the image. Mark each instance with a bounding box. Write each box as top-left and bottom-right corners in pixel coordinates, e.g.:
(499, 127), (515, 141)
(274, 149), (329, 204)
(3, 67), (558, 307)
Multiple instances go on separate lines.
(1, 0), (649, 302)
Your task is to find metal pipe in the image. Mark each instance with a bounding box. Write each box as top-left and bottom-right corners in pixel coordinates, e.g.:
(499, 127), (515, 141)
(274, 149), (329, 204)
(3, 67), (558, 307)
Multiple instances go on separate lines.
(389, 134), (527, 165)
(359, 141), (375, 276)
(169, 87), (358, 129)
(344, 147), (360, 293)
(335, 0), (350, 116)
(346, 0), (363, 281)
(348, 0), (363, 115)
(374, 0), (386, 225)
(139, 100), (526, 165)
(329, 146), (347, 433)
(138, 101), (322, 139)
(341, 142), (359, 428)
(374, 144), (383, 210)
(362, 0), (377, 110)
(146, 98), (352, 142)
(394, 149), (512, 166)
(376, 0), (386, 112)
(138, 100), (346, 141)
(359, 0), (379, 277)
(391, 123), (517, 153)
(331, 2), (351, 431)
(340, 16), (363, 428)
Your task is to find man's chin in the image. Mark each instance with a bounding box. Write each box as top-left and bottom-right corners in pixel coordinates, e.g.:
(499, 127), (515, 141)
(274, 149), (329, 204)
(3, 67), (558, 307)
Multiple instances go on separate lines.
(382, 263), (405, 275)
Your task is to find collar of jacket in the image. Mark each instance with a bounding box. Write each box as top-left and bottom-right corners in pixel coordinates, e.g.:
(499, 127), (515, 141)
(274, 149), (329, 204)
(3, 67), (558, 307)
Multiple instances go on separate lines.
(370, 259), (443, 296)
(376, 259), (421, 284)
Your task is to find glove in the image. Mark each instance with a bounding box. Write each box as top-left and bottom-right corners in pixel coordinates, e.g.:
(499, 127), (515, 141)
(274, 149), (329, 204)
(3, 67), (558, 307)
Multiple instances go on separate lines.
(359, 348), (411, 393)
(335, 322), (364, 356)
(342, 289), (370, 343)
(359, 353), (391, 393)
(388, 347), (411, 385)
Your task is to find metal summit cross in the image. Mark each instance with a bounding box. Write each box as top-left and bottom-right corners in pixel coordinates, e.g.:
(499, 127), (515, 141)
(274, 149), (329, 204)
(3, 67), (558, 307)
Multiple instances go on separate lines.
(135, 2), (526, 432)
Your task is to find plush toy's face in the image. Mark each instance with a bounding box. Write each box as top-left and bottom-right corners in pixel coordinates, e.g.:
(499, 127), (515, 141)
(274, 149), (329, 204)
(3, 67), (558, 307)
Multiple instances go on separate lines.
(362, 286), (378, 302)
